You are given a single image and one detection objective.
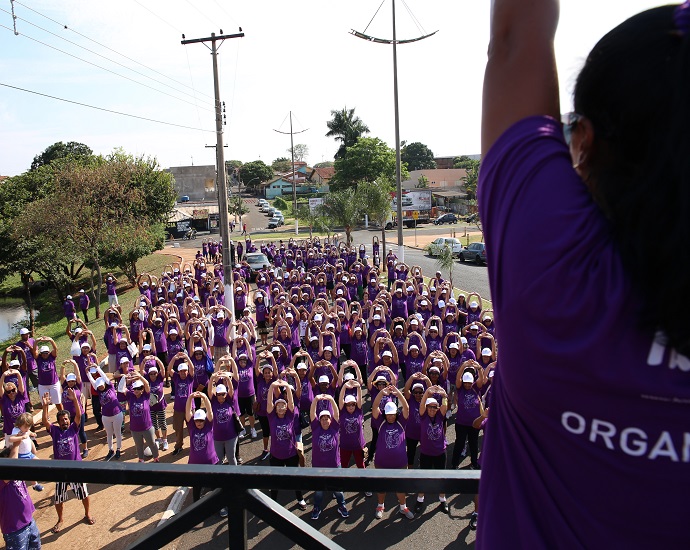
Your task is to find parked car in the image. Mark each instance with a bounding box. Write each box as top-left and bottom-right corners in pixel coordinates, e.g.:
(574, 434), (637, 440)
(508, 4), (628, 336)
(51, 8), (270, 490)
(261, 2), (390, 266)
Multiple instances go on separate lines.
(267, 217), (283, 229)
(179, 195), (190, 203)
(459, 242), (487, 265)
(261, 204), (271, 213)
(434, 213), (458, 225)
(266, 207), (276, 216)
(427, 237), (462, 257)
(257, 199), (268, 207)
(245, 252), (270, 280)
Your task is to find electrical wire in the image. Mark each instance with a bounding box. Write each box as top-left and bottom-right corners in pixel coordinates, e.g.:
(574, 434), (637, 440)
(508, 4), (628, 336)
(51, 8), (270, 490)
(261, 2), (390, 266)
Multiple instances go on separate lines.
(400, 0), (427, 36)
(0, 81), (215, 132)
(363, 0), (386, 34)
(183, 0), (218, 28)
(0, 22), (215, 113)
(15, 0), (215, 101)
(0, 6), (215, 109)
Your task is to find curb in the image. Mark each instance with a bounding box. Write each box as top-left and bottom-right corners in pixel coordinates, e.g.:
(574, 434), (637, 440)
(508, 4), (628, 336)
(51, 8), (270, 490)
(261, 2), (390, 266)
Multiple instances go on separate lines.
(158, 486), (190, 526)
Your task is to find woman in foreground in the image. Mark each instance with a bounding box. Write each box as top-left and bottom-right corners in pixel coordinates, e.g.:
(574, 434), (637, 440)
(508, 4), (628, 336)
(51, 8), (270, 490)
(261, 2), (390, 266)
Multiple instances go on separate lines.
(479, 1), (690, 547)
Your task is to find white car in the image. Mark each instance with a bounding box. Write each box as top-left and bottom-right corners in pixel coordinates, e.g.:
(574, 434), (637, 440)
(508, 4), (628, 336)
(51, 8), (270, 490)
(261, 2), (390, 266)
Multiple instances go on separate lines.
(428, 237), (463, 257)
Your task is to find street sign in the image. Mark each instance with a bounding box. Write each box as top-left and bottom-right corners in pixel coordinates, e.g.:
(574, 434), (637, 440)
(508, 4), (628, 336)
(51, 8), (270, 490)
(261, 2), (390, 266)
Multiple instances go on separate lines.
(412, 211), (419, 220)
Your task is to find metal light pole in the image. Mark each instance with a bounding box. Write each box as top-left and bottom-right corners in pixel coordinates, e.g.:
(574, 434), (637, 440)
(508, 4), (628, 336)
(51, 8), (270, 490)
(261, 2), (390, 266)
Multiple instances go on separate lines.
(274, 112), (308, 236)
(351, 1), (436, 264)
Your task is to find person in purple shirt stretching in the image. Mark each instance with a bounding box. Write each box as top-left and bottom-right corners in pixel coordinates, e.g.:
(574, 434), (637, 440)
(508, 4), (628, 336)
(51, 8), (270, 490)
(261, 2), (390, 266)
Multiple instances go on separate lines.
(478, 1), (690, 547)
(0, 443), (41, 550)
(41, 390), (94, 533)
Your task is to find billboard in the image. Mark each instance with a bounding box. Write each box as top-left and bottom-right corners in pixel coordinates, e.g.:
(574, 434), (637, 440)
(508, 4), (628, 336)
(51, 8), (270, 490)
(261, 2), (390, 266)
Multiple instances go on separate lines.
(391, 190), (432, 211)
(309, 198), (324, 213)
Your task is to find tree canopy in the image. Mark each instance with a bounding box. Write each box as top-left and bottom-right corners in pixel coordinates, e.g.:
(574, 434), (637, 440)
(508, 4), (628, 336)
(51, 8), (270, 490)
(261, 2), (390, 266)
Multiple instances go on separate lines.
(330, 137), (408, 192)
(238, 160), (274, 191)
(271, 157), (292, 172)
(288, 144), (309, 162)
(401, 141), (436, 171)
(30, 141), (93, 171)
(319, 187), (365, 245)
(326, 107), (370, 160)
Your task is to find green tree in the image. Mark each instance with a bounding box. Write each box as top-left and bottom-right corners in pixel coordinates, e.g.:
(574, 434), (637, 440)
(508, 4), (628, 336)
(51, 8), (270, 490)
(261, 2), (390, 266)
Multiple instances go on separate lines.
(326, 107), (370, 159)
(320, 187), (365, 245)
(461, 160), (481, 200)
(360, 179), (393, 268)
(228, 194), (249, 223)
(288, 144), (309, 162)
(453, 155), (479, 170)
(331, 137), (409, 192)
(401, 141), (436, 171)
(314, 161), (334, 168)
(271, 157), (292, 172)
(238, 160), (274, 192)
(30, 141), (93, 171)
(225, 160), (243, 170)
(417, 175), (429, 188)
(296, 204), (329, 239)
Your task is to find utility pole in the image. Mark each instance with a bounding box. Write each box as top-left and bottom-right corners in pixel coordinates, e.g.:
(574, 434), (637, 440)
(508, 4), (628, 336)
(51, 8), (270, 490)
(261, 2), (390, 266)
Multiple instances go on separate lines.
(183, 30), (244, 327)
(392, 0), (403, 262)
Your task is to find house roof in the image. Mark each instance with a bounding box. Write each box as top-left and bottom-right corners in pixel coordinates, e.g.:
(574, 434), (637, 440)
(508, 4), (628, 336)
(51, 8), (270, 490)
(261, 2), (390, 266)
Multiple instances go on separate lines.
(313, 166), (335, 180)
(432, 189), (468, 199)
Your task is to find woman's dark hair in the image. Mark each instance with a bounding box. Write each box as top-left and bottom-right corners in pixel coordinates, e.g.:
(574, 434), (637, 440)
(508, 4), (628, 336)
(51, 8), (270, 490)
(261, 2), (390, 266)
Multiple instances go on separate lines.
(574, 5), (690, 354)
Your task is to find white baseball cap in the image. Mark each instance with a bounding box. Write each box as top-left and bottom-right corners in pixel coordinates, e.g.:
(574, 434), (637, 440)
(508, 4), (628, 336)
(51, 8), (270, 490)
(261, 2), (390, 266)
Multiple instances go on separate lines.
(132, 380), (144, 389)
(169, 329), (178, 335)
(344, 373), (355, 381)
(354, 326), (362, 332)
(66, 294), (72, 300)
(460, 337), (468, 344)
(66, 373), (77, 381)
(482, 348), (492, 357)
(374, 375), (388, 384)
(148, 367), (158, 374)
(217, 311), (225, 319)
(373, 314), (381, 321)
(384, 402), (397, 415)
(323, 346), (333, 352)
(296, 362), (307, 370)
(382, 350), (392, 358)
(39, 345), (50, 353)
(9, 359), (20, 367)
(19, 328), (30, 335)
(319, 409), (332, 418)
(470, 324), (479, 330)
(470, 301), (478, 308)
(142, 344), (151, 351)
(429, 366), (441, 373)
(409, 344), (419, 351)
(120, 357), (130, 364)
(314, 314), (323, 322)
(310, 335), (318, 342)
(216, 384), (227, 393)
(411, 383), (424, 391)
(318, 375), (329, 384)
(178, 363), (189, 371)
(96, 377), (108, 387)
(449, 342), (459, 350)
(462, 372), (474, 383)
(344, 395), (357, 404)
(425, 397), (438, 407)
(193, 410), (207, 421)
(81, 342), (91, 349)
(271, 346), (280, 352)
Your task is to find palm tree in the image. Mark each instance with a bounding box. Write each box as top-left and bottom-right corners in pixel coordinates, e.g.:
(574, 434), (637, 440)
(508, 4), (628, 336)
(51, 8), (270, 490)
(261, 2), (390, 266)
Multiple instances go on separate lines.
(296, 204), (329, 238)
(434, 243), (456, 290)
(326, 107), (370, 159)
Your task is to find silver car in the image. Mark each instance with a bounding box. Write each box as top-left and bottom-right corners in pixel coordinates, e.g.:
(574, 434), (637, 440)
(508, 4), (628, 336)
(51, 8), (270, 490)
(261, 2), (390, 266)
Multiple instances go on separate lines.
(459, 242), (487, 265)
(428, 237), (462, 257)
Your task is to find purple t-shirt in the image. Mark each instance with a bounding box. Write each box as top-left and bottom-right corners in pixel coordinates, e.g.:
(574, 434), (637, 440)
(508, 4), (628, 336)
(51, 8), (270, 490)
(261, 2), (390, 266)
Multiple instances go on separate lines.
(50, 423), (82, 461)
(98, 383), (122, 417)
(338, 407), (365, 451)
(172, 373), (194, 412)
(237, 363), (255, 398)
(455, 387), (480, 427)
(36, 355), (58, 385)
(477, 115), (690, 548)
(0, 479), (34, 535)
(311, 419), (340, 468)
(374, 416), (408, 469)
(268, 410), (296, 460)
(419, 413), (446, 457)
(211, 398), (238, 441)
(2, 395), (25, 436)
(188, 421), (218, 465)
(128, 391), (152, 432)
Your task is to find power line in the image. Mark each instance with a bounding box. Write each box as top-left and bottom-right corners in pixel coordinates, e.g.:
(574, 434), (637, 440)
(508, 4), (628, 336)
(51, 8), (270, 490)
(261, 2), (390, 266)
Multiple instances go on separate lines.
(0, 6), (215, 109)
(0, 81), (215, 132)
(0, 23), (215, 113)
(14, 0), (215, 102)
(183, 0), (217, 28)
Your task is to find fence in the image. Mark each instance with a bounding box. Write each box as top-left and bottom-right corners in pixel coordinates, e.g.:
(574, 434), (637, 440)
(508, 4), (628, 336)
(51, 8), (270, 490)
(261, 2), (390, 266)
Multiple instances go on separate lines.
(3, 461), (480, 550)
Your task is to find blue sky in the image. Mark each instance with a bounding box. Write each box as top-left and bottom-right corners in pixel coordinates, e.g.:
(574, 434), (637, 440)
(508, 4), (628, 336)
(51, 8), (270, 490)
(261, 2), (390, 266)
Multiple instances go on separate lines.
(0, 0), (665, 176)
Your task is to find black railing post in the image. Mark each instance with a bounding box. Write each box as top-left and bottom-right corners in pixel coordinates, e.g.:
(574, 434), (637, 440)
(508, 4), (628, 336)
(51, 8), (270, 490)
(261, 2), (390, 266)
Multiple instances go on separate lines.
(227, 488), (248, 550)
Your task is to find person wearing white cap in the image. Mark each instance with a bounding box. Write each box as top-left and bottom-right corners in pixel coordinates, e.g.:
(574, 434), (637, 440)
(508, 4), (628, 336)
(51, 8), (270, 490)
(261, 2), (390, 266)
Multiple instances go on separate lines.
(254, 352), (279, 461)
(1, 364), (27, 447)
(59, 360), (89, 458)
(403, 333), (427, 377)
(466, 296), (482, 326)
(2, 345), (30, 409)
(338, 380), (367, 472)
(415, 386), (450, 514)
(371, 382), (414, 520)
(144, 357), (169, 451)
(14, 328), (38, 410)
(309, 394), (349, 520)
(366, 366), (398, 465)
(266, 380), (307, 510)
(121, 372), (160, 463)
(210, 306), (233, 364)
(451, 368), (485, 469)
(425, 320), (444, 354)
(185, 391), (218, 502)
(86, 365), (123, 461)
(62, 294), (77, 322)
(33, 336), (63, 410)
(166, 353), (195, 456)
(105, 273), (119, 306)
(444, 338), (466, 418)
(209, 374), (239, 471)
(234, 347), (258, 440)
(374, 339), (400, 380)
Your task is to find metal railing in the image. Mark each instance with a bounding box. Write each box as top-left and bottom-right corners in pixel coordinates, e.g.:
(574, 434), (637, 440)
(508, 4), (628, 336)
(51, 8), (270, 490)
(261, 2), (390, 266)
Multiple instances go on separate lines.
(3, 461), (479, 550)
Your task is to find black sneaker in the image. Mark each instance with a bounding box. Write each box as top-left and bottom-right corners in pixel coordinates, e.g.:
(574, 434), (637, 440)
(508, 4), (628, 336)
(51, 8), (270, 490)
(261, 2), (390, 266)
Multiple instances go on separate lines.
(114, 450), (121, 460)
(260, 450), (270, 461)
(105, 450), (115, 461)
(440, 501), (450, 514)
(172, 447), (183, 456)
(414, 501), (425, 514)
(469, 512), (478, 531)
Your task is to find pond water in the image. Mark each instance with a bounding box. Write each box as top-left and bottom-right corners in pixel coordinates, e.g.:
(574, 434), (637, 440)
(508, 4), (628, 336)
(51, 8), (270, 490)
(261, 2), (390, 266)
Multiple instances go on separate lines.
(0, 298), (35, 342)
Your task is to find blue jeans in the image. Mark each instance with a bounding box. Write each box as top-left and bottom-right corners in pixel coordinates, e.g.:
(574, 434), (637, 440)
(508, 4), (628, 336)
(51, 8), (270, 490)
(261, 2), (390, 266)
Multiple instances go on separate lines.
(314, 490), (345, 509)
(3, 518), (41, 550)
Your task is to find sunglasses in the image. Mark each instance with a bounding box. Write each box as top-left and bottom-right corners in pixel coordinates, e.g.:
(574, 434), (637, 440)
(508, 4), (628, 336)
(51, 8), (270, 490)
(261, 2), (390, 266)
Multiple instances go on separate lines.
(133, 388), (143, 391)
(216, 393), (227, 397)
(7, 388), (17, 394)
(412, 391), (423, 395)
(563, 112), (583, 146)
(427, 405), (438, 410)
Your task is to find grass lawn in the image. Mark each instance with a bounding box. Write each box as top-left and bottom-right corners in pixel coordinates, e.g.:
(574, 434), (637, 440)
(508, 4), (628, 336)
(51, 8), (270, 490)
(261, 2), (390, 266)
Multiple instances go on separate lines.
(0, 253), (177, 357)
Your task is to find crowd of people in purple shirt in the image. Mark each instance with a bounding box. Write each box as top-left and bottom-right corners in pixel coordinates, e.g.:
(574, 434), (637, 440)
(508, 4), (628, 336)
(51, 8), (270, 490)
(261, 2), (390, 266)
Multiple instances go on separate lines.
(1, 236), (494, 544)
